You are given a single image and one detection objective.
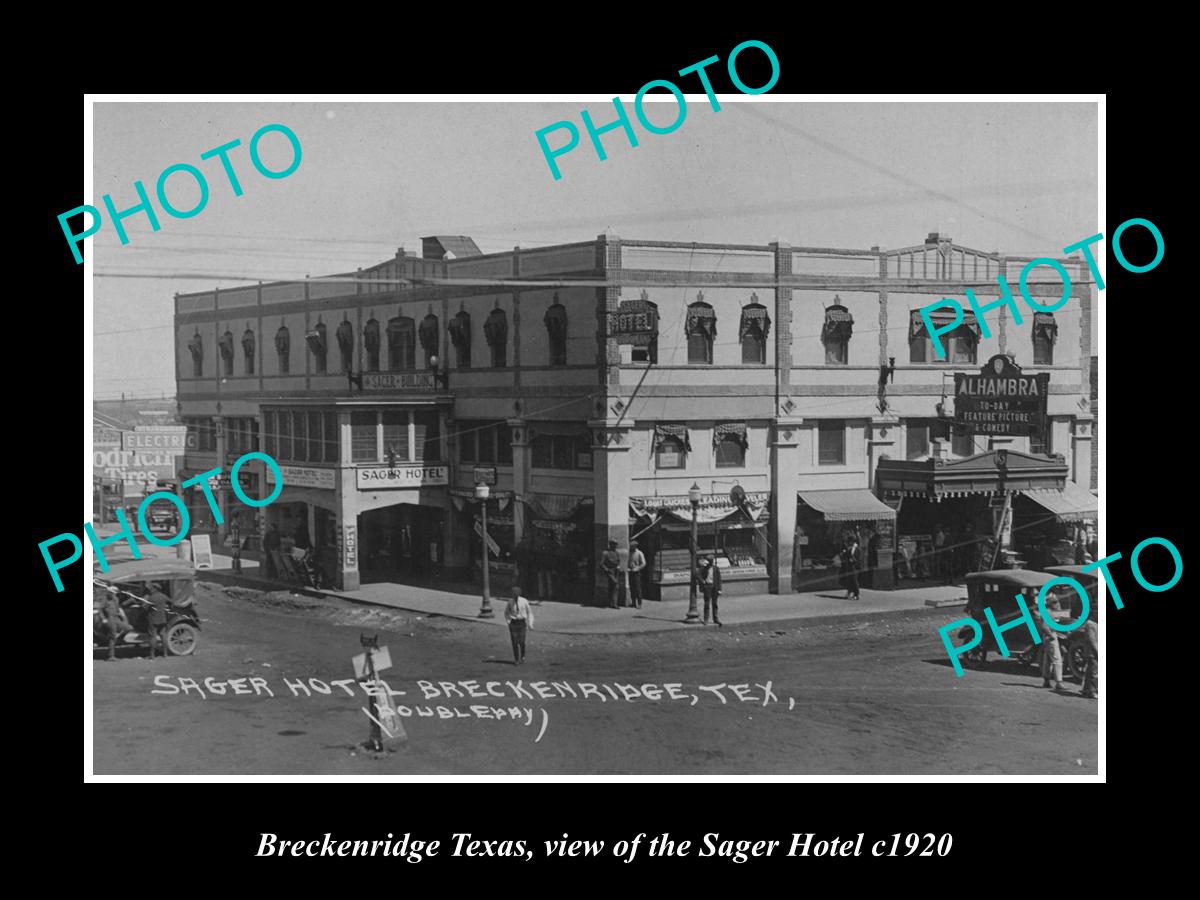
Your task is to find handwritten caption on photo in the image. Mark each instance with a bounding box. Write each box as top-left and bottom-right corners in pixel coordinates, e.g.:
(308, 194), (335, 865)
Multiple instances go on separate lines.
(939, 535), (1183, 676)
(153, 676), (807, 744)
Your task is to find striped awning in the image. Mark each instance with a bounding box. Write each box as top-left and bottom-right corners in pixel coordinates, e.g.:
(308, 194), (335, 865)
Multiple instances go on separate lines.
(1021, 481), (1097, 522)
(798, 489), (896, 522)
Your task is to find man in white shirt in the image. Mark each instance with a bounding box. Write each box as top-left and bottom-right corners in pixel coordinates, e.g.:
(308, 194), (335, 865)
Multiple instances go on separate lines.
(627, 541), (646, 609)
(504, 587), (534, 665)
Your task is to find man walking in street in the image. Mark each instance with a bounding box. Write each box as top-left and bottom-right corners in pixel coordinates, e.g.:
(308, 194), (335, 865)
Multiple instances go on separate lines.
(601, 540), (622, 609)
(146, 582), (170, 660)
(627, 540), (646, 610)
(698, 555), (722, 626)
(1038, 594), (1066, 692)
(262, 524), (281, 579)
(1080, 616), (1098, 699)
(100, 587), (130, 661)
(504, 586), (534, 665)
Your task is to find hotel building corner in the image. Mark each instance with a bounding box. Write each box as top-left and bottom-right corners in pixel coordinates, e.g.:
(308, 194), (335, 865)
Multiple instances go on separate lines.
(174, 231), (1095, 603)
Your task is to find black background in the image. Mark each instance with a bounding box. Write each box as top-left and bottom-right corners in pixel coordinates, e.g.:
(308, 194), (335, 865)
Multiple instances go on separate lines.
(30, 26), (1174, 886)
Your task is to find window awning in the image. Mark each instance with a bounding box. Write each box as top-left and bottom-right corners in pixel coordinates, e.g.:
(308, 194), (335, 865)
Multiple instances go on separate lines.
(798, 489), (896, 522)
(1032, 311), (1058, 344)
(1020, 481), (1097, 522)
(822, 304), (854, 343)
(654, 424), (691, 452)
(713, 422), (748, 451)
(739, 303), (771, 341)
(685, 303), (717, 339)
(910, 308), (981, 340)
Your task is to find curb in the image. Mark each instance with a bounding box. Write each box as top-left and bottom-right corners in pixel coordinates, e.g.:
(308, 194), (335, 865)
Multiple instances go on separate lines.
(197, 570), (968, 636)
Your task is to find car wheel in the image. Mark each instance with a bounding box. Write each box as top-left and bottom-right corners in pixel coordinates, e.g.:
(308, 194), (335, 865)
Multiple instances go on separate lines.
(1021, 646), (1042, 668)
(166, 622), (199, 656)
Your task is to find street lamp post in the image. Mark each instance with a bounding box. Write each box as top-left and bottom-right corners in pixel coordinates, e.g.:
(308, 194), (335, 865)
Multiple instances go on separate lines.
(685, 482), (702, 624)
(475, 482), (494, 618)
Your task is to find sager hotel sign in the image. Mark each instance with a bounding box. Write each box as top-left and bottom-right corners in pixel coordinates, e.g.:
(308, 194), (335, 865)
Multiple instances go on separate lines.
(954, 354), (1049, 438)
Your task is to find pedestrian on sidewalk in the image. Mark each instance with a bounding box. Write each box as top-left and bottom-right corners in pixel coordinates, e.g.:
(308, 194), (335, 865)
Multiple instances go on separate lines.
(262, 524), (281, 579)
(839, 534), (861, 601)
(1079, 616), (1098, 699)
(601, 541), (622, 609)
(146, 582), (170, 659)
(100, 587), (130, 661)
(504, 587), (534, 665)
(698, 556), (722, 626)
(229, 513), (243, 574)
(627, 540), (646, 610)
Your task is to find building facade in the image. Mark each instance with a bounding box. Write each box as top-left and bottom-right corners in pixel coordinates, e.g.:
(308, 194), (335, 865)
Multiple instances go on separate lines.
(174, 232), (1095, 600)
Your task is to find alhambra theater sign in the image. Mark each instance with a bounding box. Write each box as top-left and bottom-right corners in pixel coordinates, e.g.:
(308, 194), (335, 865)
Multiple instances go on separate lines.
(954, 354), (1049, 438)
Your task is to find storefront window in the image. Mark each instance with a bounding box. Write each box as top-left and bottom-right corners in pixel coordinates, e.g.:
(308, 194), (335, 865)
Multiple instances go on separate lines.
(497, 424), (513, 465)
(278, 412), (292, 461)
(414, 411), (440, 461)
(818, 421), (845, 465)
(351, 412), (377, 462)
(293, 412), (308, 461)
(477, 425), (495, 463)
(952, 429), (975, 457)
(906, 422), (929, 459)
(323, 412), (338, 463)
(382, 411), (409, 462)
(307, 412), (321, 461)
(715, 433), (746, 467)
(656, 436), (686, 470)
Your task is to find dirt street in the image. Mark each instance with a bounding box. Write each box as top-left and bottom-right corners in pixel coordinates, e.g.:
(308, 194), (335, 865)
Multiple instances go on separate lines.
(91, 583), (1098, 775)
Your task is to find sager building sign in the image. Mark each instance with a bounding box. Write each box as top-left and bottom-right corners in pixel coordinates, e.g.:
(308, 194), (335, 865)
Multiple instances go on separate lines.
(954, 354), (1049, 438)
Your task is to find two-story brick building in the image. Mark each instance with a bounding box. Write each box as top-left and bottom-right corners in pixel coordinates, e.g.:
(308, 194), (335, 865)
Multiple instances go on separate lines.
(174, 231), (1096, 601)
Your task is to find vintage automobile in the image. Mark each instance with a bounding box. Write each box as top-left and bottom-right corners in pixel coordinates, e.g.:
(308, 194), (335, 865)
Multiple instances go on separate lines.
(93, 558), (201, 656)
(958, 569), (1074, 670)
(1043, 564), (1098, 681)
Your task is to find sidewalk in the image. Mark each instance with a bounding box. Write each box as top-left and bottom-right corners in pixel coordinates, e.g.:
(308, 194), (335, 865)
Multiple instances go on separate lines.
(198, 552), (967, 635)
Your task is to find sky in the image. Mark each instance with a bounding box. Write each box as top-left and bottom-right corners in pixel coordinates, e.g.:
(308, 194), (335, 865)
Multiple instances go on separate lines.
(91, 99), (1099, 399)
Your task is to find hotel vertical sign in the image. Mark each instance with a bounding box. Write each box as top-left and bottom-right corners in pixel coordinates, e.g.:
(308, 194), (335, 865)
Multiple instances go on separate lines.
(954, 354), (1049, 438)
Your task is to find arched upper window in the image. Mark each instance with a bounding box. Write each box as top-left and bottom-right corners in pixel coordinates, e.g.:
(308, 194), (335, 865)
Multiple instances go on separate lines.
(714, 423), (748, 468)
(335, 320), (354, 373)
(739, 297), (770, 365)
(387, 316), (415, 371)
(188, 331), (204, 377)
(545, 296), (567, 366)
(306, 321), (328, 375)
(485, 307), (508, 368)
(241, 326), (255, 375)
(419, 312), (439, 367)
(1032, 312), (1057, 365)
(909, 309), (979, 364)
(219, 329), (235, 377)
(821, 300), (853, 365)
(685, 297), (716, 365)
(275, 323), (291, 375)
(449, 310), (471, 368)
(364, 318), (381, 372)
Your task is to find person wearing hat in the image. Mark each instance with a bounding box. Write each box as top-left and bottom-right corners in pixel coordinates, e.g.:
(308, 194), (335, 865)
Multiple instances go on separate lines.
(698, 555), (722, 626)
(626, 540), (646, 610)
(600, 540), (622, 609)
(1037, 593), (1066, 692)
(504, 586), (534, 665)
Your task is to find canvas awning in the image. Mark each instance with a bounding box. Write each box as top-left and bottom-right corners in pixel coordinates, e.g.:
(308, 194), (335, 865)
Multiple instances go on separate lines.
(910, 308), (981, 340)
(653, 424), (692, 452)
(1020, 481), (1097, 522)
(797, 489), (896, 522)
